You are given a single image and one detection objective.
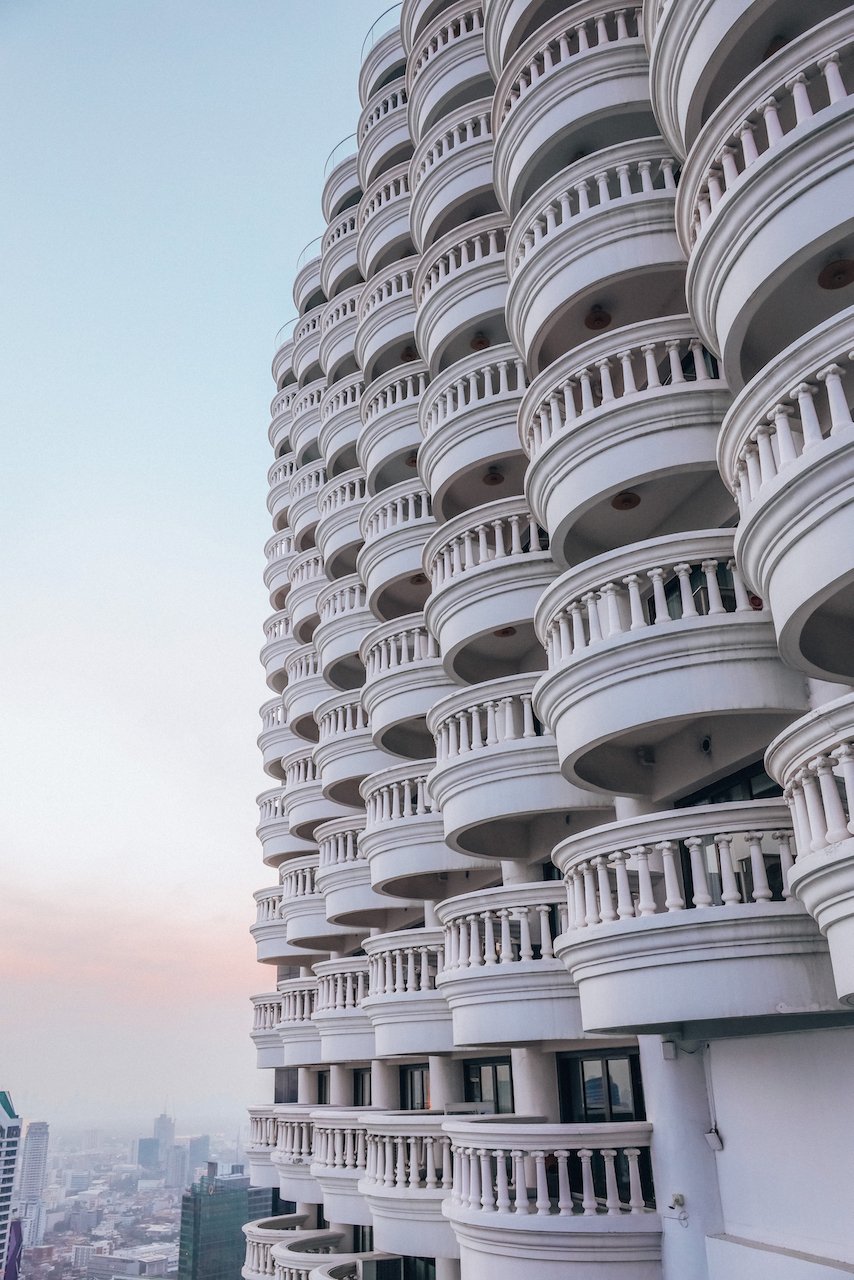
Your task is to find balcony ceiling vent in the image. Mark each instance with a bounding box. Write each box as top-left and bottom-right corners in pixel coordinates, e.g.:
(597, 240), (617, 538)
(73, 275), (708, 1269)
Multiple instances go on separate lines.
(611, 490), (641, 510)
(818, 259), (854, 291)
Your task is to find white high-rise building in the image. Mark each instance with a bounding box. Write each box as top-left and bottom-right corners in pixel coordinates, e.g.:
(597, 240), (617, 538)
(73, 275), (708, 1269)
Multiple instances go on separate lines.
(0, 1094), (22, 1274)
(16, 1122), (48, 1203)
(243, 5), (854, 1280)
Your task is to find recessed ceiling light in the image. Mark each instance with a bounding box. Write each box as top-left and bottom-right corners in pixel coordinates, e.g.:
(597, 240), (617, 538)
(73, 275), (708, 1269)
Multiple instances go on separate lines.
(611, 490), (641, 510)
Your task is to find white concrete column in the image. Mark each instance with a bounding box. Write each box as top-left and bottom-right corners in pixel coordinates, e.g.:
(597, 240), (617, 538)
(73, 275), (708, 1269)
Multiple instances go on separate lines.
(423, 900), (439, 927)
(329, 1064), (350, 1105)
(371, 1059), (398, 1109)
(808, 677), (851, 709)
(435, 1259), (460, 1280)
(637, 1035), (723, 1280)
(500, 859), (540, 885)
(614, 795), (668, 820)
(429, 1056), (463, 1109)
(510, 1047), (559, 1121)
(297, 1069), (313, 1105)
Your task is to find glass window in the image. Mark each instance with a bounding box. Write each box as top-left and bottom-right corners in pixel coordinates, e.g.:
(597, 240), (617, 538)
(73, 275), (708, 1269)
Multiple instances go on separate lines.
(402, 1260), (435, 1280)
(557, 1051), (645, 1125)
(400, 1064), (429, 1111)
(353, 1068), (371, 1108)
(274, 1067), (298, 1104)
(352, 1225), (374, 1253)
(316, 1070), (330, 1106)
(463, 1058), (514, 1114)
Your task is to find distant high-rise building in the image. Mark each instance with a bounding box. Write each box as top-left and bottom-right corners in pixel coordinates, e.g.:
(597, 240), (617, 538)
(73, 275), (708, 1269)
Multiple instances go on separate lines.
(15, 1124), (48, 1203)
(152, 1115), (175, 1164)
(0, 1094), (21, 1275)
(186, 1137), (209, 1175)
(164, 1146), (189, 1191)
(178, 1165), (274, 1280)
(134, 1139), (160, 1172)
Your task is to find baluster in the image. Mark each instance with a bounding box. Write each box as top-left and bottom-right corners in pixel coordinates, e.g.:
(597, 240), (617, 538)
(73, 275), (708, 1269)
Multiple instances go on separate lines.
(579, 1149), (598, 1214)
(498, 909), (513, 963)
(594, 857), (617, 922)
(625, 1148), (645, 1212)
(612, 851), (636, 918)
(774, 829), (796, 898)
(632, 845), (657, 916)
(674, 563), (698, 618)
(715, 833), (743, 904)
(512, 1151), (530, 1213)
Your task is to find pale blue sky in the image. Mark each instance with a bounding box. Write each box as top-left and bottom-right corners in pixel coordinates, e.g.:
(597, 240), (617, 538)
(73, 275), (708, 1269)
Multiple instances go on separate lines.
(0, 0), (389, 1130)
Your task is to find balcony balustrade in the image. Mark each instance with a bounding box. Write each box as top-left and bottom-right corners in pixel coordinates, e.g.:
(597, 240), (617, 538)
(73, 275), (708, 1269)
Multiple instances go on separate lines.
(361, 1112), (457, 1258)
(315, 470), (367, 580)
(360, 11), (406, 104)
(767, 692), (854, 1006)
(313, 691), (389, 807)
(360, 613), (454, 757)
(258, 698), (297, 778)
(242, 1214), (311, 1280)
(321, 207), (361, 302)
(534, 529), (808, 799)
(358, 479), (435, 619)
(718, 310), (854, 682)
(293, 251), (324, 317)
(267, 453), (297, 529)
(272, 341), (296, 403)
(428, 673), (608, 858)
(269, 384), (296, 455)
(362, 927), (452, 1054)
(357, 83), (412, 191)
(277, 976), (321, 1066)
(436, 881), (582, 1043)
(248, 1105), (280, 1186)
(552, 799), (839, 1034)
(314, 576), (374, 690)
(355, 259), (419, 386)
(414, 213), (508, 374)
(261, 611), (296, 693)
(357, 362), (429, 493)
(677, 16), (854, 382)
(492, 4), (650, 216)
(309, 1108), (375, 1225)
(290, 380), (325, 467)
(506, 139), (682, 373)
(520, 316), (732, 567)
(442, 1115), (660, 1280)
(282, 645), (326, 743)
(357, 163), (413, 282)
(409, 98), (494, 253)
(319, 287), (360, 385)
(281, 748), (358, 843)
(319, 373), (363, 478)
(250, 993), (284, 1068)
(263, 531), (295, 610)
(279, 851), (360, 952)
(289, 461), (327, 552)
(361, 760), (497, 900)
(423, 496), (556, 681)
(312, 957), (375, 1061)
(418, 344), (529, 520)
(271, 1104), (322, 1203)
(315, 815), (406, 928)
(252, 887), (309, 966)
(256, 786), (317, 868)
(286, 550), (326, 644)
(271, 1229), (351, 1280)
(406, 2), (490, 144)
(483, 0), (562, 79)
(293, 308), (324, 386)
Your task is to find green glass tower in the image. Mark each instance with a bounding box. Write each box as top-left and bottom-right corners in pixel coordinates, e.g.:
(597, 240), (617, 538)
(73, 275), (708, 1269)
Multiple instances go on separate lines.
(178, 1165), (275, 1280)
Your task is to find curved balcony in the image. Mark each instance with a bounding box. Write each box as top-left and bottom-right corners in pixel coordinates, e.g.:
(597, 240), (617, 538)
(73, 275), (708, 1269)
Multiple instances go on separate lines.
(315, 816), (415, 929)
(290, 379), (325, 467)
(289, 461), (327, 552)
(314, 576), (374, 690)
(286, 549), (325, 644)
(355, 258), (418, 386)
(362, 927), (452, 1054)
(258, 698), (297, 778)
(678, 17), (854, 385)
(293, 251), (324, 317)
(309, 1108), (374, 1226)
(406, 1), (491, 144)
(277, 977), (322, 1067)
(357, 163), (413, 281)
(250, 993), (284, 1068)
(281, 748), (358, 843)
(313, 691), (389, 807)
(270, 1105), (322, 1204)
(428, 673), (609, 858)
(553, 800), (840, 1035)
(261, 610), (297, 694)
(719, 310), (854, 682)
(357, 362), (428, 493)
(312, 958), (376, 1062)
(423, 496), (556, 681)
(362, 1112), (457, 1259)
(534, 530), (809, 799)
(319, 287), (360, 385)
(418, 344), (529, 520)
(322, 144), (360, 224)
(361, 761), (498, 899)
(409, 97), (495, 252)
(360, 9), (407, 101)
(282, 644), (326, 742)
(267, 453), (297, 531)
(252, 887), (312, 965)
(293, 307), (325, 387)
(506, 139), (682, 373)
(248, 1105), (281, 1186)
(483, 0), (558, 79)
(493, 5), (652, 216)
(269, 384), (296, 456)
(414, 213), (509, 374)
(357, 83), (412, 192)
(263, 530), (295, 610)
(315, 469), (367, 580)
(256, 786), (318, 869)
(361, 613), (455, 757)
(279, 852), (360, 952)
(521, 317), (733, 568)
(443, 1115), (659, 1280)
(242, 1213), (310, 1280)
(357, 479), (435, 619)
(272, 337), (296, 398)
(436, 880), (582, 1043)
(319, 373), (363, 477)
(321, 208), (361, 302)
(767, 693), (854, 1006)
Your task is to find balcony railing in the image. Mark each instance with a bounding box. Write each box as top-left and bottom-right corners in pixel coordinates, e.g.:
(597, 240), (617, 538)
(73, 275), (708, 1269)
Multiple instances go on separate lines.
(314, 959), (370, 1013)
(440, 882), (568, 969)
(251, 993), (282, 1034)
(412, 105), (492, 192)
(409, 4), (485, 85)
(422, 350), (528, 440)
(426, 496), (548, 593)
(243, 1215), (309, 1280)
(363, 1113), (453, 1193)
(766, 697), (854, 864)
(364, 767), (435, 828)
(416, 220), (507, 309)
(367, 928), (444, 996)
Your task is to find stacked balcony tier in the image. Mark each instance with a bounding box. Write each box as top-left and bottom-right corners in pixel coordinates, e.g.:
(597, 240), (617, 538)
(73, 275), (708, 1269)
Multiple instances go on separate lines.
(357, 362), (429, 492)
(358, 478), (436, 618)
(360, 613), (455, 757)
(406, 2), (491, 143)
(314, 576), (375, 690)
(319, 373), (363, 478)
(362, 926), (452, 1054)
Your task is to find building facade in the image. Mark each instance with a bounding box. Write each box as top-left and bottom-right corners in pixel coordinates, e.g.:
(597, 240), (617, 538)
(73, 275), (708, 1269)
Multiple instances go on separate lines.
(0, 1096), (21, 1277)
(244, 3), (854, 1280)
